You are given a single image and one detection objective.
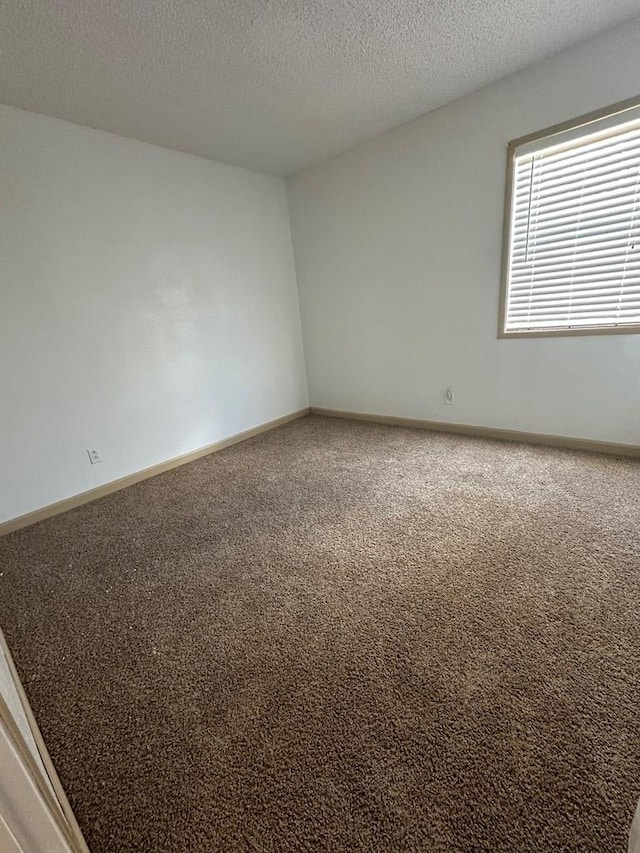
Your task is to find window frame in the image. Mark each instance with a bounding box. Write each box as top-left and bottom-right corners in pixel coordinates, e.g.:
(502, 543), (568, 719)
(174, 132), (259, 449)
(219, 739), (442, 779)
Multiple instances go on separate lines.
(498, 95), (640, 339)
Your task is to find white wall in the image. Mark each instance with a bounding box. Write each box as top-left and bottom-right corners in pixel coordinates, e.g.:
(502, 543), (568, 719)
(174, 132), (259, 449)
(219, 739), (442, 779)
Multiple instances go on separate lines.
(288, 17), (640, 446)
(0, 105), (308, 524)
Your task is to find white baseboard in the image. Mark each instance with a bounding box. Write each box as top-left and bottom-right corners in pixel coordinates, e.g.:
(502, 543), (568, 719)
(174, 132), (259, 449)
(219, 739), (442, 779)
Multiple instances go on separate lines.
(0, 408), (309, 537)
(309, 407), (640, 458)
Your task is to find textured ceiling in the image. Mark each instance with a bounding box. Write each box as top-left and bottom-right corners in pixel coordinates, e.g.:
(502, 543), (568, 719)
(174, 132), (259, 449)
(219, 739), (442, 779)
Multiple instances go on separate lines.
(1, 1), (639, 177)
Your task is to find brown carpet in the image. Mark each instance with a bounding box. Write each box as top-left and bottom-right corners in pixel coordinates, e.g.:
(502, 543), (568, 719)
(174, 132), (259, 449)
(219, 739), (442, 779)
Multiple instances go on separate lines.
(1, 414), (639, 852)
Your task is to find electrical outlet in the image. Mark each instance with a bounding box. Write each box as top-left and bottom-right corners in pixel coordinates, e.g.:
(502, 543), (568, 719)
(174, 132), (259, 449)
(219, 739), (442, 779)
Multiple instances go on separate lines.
(444, 387), (455, 405)
(87, 448), (103, 465)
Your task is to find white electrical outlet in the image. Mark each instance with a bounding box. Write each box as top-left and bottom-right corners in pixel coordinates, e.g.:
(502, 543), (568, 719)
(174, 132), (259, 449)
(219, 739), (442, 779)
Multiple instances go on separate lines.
(444, 387), (455, 405)
(87, 448), (103, 465)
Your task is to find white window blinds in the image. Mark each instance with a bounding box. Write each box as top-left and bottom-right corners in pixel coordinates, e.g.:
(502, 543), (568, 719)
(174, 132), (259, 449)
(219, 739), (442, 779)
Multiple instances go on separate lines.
(504, 109), (640, 334)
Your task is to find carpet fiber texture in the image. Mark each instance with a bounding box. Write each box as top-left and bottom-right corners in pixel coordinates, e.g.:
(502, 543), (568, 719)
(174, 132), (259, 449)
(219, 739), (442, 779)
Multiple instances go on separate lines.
(1, 414), (639, 852)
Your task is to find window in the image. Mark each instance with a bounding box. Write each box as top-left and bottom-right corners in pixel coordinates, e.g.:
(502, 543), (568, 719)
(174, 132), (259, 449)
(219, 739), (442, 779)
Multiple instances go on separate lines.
(500, 98), (640, 337)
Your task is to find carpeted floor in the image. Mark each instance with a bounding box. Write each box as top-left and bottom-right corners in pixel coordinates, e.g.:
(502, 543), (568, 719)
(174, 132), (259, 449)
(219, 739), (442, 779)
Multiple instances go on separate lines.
(1, 414), (639, 852)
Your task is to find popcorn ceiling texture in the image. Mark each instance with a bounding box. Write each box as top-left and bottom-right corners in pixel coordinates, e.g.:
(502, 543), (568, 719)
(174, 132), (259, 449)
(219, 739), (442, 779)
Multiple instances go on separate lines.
(1, 0), (639, 176)
(0, 415), (639, 851)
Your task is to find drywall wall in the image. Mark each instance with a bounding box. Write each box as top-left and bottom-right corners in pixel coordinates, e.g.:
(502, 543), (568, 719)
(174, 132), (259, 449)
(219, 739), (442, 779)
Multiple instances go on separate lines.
(288, 17), (640, 446)
(0, 105), (308, 524)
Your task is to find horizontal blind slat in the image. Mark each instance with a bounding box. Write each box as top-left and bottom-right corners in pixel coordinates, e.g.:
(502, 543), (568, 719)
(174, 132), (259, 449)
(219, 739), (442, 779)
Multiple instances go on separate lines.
(507, 320), (640, 330)
(507, 311), (640, 324)
(511, 232), (640, 258)
(514, 159), (640, 196)
(515, 166), (640, 204)
(509, 281), (640, 297)
(513, 192), (639, 226)
(507, 311), (640, 323)
(509, 287), (640, 303)
(511, 268), (640, 283)
(516, 126), (640, 172)
(514, 174), (640, 212)
(511, 247), (640, 271)
(510, 270), (640, 288)
(512, 216), (640, 245)
(508, 300), (640, 314)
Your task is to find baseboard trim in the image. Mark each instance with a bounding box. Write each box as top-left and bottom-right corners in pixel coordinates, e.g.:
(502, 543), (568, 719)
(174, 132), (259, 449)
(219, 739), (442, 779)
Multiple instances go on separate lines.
(309, 407), (640, 459)
(0, 407), (309, 537)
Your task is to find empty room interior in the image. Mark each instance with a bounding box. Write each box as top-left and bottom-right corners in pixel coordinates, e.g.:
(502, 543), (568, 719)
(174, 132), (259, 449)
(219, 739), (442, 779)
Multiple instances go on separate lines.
(2, 1), (640, 851)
